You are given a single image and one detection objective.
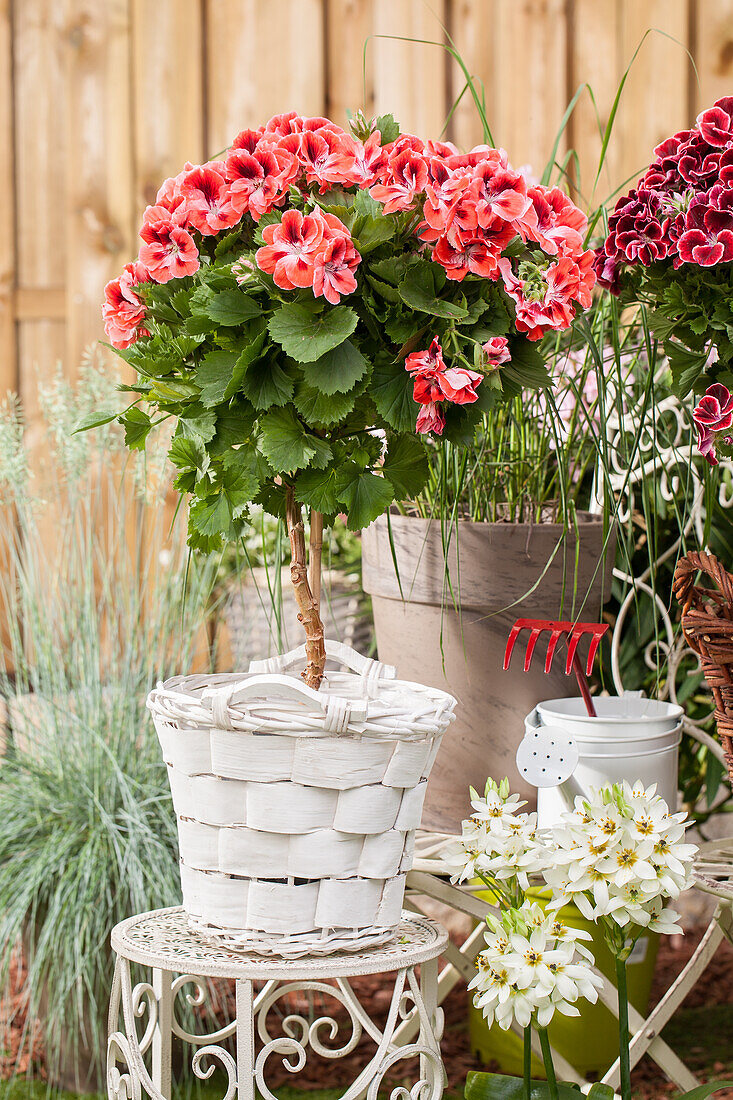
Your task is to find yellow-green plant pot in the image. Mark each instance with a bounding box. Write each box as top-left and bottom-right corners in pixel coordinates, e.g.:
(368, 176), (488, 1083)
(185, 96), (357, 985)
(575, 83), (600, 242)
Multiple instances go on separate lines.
(468, 888), (659, 1079)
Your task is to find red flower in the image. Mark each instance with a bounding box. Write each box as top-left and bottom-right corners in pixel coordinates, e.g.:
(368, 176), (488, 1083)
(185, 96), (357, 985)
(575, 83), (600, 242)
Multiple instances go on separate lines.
(695, 424), (719, 465)
(471, 164), (530, 224)
(437, 366), (482, 404)
(370, 150), (428, 213)
(499, 256), (590, 341)
(678, 198), (733, 266)
(139, 213), (199, 283)
(255, 208), (325, 290)
(102, 261), (150, 348)
(416, 401), (445, 436)
(312, 234), (360, 304)
(326, 131), (388, 188)
(696, 97), (733, 148)
(523, 185), (587, 255)
(405, 337), (446, 378)
(264, 111), (304, 136)
(230, 128), (264, 154)
(605, 189), (669, 265)
(298, 128), (353, 188)
(179, 166), (241, 235)
(226, 147), (291, 220)
(482, 336), (511, 369)
(433, 232), (505, 281)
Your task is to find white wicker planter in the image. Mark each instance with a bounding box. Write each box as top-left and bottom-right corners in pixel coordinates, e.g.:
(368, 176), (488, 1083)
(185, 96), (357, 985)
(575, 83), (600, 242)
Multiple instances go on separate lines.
(148, 640), (456, 957)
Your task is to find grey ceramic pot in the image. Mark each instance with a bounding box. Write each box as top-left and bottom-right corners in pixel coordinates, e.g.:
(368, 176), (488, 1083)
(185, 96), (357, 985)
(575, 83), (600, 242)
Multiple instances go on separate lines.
(361, 512), (615, 832)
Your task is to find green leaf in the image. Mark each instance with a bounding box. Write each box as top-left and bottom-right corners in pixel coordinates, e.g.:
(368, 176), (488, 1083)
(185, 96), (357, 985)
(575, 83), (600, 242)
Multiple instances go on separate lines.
(336, 465), (394, 530)
(371, 355), (416, 432)
(178, 406), (218, 443)
(268, 303), (358, 363)
(196, 350), (239, 407)
(665, 339), (708, 397)
(382, 434), (429, 497)
(205, 289), (261, 326)
(258, 406), (319, 472)
(676, 1084), (733, 1099)
(301, 339), (368, 395)
(168, 436), (207, 473)
(398, 263), (468, 320)
(294, 381), (358, 425)
(465, 1071), (584, 1100)
(72, 410), (119, 434)
(502, 341), (551, 394)
(352, 189), (397, 253)
(223, 324), (268, 401)
(374, 113), (400, 144)
(241, 356), (295, 410)
(295, 466), (341, 514)
(210, 399), (257, 450)
(120, 407), (151, 451)
(584, 1086), (615, 1099)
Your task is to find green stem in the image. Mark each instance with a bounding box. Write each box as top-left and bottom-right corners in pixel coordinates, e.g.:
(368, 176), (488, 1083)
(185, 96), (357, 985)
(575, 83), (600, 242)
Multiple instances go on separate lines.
(615, 954), (633, 1100)
(537, 1028), (558, 1100)
(523, 1025), (532, 1100)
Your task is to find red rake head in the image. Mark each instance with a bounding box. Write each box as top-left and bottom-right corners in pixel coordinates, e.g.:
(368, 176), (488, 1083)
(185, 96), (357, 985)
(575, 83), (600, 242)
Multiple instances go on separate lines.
(503, 619), (609, 676)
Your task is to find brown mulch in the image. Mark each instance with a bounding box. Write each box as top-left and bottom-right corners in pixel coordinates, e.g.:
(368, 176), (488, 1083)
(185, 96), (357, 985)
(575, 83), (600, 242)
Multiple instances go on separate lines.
(2, 927), (732, 1097)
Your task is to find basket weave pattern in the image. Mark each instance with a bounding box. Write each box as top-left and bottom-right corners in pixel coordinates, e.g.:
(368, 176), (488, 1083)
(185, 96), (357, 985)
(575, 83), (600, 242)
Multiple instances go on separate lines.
(673, 550), (733, 782)
(148, 645), (456, 957)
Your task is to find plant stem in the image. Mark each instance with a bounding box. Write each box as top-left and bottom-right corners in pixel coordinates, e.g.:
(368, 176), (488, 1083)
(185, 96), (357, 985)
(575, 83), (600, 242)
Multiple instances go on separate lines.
(523, 1025), (532, 1100)
(538, 1029), (558, 1100)
(285, 487), (326, 690)
(309, 509), (323, 618)
(615, 953), (633, 1100)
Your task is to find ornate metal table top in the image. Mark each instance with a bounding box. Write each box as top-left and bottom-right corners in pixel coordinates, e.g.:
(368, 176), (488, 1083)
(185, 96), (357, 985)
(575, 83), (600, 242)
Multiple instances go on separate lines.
(111, 907), (448, 980)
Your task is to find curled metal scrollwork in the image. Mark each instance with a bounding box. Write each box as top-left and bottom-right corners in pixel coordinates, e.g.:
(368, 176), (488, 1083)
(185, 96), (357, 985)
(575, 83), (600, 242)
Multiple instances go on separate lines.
(191, 1045), (238, 1100)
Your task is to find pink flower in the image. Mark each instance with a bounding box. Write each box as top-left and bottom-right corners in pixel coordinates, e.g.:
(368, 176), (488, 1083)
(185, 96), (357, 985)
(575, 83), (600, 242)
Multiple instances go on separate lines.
(102, 261), (150, 348)
(312, 234), (360, 304)
(179, 165), (241, 235)
(370, 150), (428, 213)
(482, 336), (511, 369)
(678, 198), (733, 266)
(436, 366), (482, 404)
(523, 185), (587, 255)
(230, 127), (264, 154)
(225, 147), (291, 220)
(416, 402), (445, 436)
(326, 130), (389, 188)
(255, 208), (325, 290)
(298, 128), (354, 188)
(405, 337), (446, 378)
(471, 164), (531, 224)
(433, 233), (504, 281)
(139, 213), (199, 283)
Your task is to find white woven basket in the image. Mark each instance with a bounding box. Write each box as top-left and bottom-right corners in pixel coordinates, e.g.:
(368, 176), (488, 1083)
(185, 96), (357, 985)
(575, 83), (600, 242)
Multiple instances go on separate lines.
(148, 640), (456, 957)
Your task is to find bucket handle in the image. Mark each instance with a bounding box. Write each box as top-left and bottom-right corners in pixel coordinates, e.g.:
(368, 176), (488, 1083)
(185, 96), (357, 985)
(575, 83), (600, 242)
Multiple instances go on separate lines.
(201, 673), (367, 734)
(248, 639), (396, 697)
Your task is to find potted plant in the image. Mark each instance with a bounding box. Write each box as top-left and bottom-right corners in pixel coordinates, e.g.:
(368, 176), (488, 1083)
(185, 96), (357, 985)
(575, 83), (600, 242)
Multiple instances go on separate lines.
(595, 95), (733, 468)
(98, 109), (596, 952)
(361, 296), (613, 834)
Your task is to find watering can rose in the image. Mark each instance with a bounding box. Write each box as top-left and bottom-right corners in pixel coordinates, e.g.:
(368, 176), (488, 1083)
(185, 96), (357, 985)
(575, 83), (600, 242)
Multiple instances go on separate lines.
(98, 110), (594, 685)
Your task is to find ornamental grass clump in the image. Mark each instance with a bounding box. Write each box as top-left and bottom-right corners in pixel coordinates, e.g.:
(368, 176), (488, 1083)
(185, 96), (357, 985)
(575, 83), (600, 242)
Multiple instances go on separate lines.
(595, 96), (733, 467)
(99, 109), (595, 688)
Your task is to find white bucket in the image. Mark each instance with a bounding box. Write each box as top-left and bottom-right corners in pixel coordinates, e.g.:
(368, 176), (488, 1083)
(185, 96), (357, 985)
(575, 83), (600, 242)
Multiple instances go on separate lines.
(531, 696), (683, 828)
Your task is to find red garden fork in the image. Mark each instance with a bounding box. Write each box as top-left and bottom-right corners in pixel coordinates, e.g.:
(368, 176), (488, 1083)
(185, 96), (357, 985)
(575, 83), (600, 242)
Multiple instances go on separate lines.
(503, 618), (609, 718)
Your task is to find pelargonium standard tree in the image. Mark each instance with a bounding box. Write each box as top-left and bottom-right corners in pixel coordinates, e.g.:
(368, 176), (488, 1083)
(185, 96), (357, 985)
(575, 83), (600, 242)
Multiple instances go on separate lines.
(100, 110), (595, 688)
(595, 96), (733, 466)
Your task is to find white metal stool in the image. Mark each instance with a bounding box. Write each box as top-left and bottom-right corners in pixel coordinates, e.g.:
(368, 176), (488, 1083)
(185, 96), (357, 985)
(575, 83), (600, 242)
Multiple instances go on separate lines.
(106, 907), (448, 1100)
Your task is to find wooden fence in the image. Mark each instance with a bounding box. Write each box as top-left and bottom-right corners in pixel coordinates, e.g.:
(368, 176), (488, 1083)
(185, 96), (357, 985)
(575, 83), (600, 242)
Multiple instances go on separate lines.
(1, 0), (732, 424)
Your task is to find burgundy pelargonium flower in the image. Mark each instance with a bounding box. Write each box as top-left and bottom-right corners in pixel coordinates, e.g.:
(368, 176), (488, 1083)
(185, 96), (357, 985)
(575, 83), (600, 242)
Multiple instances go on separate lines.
(677, 132), (722, 187)
(678, 194), (733, 266)
(696, 97), (733, 148)
(605, 189), (669, 265)
(693, 383), (733, 466)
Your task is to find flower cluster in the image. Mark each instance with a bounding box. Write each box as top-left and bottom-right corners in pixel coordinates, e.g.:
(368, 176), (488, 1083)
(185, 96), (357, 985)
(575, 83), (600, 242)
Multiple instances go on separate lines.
(597, 98), (733, 283)
(692, 381), (733, 465)
(443, 778), (548, 895)
(404, 337), (483, 435)
(469, 901), (603, 1030)
(544, 781), (696, 935)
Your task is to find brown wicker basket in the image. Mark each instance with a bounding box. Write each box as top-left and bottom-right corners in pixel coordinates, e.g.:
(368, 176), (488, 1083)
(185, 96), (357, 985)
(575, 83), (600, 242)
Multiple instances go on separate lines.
(673, 550), (733, 782)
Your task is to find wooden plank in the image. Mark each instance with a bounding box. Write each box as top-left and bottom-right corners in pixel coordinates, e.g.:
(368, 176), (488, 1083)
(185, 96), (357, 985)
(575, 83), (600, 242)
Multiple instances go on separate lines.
(492, 0), (570, 176)
(371, 0), (447, 140)
(205, 0), (325, 157)
(13, 0), (68, 415)
(0, 0), (16, 396)
(326, 0), (375, 128)
(14, 288), (66, 322)
(569, 0), (623, 207)
(64, 0), (135, 370)
(617, 0), (691, 195)
(695, 0), (733, 114)
(447, 0), (497, 152)
(131, 0), (204, 217)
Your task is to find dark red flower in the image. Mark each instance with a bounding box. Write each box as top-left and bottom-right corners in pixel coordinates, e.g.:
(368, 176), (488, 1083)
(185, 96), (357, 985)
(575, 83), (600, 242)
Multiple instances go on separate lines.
(678, 198), (733, 265)
(696, 97), (733, 148)
(693, 382), (733, 433)
(605, 190), (669, 265)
